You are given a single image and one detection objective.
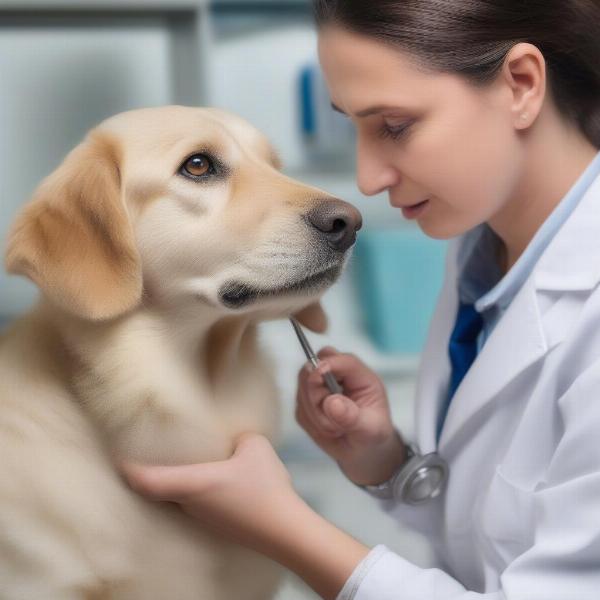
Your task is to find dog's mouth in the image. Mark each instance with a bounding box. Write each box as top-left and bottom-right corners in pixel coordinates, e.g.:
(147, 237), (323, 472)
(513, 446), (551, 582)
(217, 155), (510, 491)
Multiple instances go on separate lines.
(219, 264), (342, 309)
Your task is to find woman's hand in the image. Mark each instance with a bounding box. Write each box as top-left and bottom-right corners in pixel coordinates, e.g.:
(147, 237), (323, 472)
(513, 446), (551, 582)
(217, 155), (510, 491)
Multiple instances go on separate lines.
(120, 433), (303, 555)
(296, 347), (407, 485)
(119, 432), (370, 600)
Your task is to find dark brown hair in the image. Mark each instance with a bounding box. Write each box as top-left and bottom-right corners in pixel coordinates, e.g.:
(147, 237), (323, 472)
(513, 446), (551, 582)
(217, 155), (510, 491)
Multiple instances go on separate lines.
(314, 0), (600, 148)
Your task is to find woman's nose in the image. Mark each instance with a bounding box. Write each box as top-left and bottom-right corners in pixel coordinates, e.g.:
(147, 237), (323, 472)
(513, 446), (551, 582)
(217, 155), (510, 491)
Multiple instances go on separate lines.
(355, 137), (399, 196)
(305, 199), (363, 252)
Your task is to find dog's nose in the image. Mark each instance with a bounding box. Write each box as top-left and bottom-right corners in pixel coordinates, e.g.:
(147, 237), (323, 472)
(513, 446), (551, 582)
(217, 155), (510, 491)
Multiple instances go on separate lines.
(305, 200), (363, 252)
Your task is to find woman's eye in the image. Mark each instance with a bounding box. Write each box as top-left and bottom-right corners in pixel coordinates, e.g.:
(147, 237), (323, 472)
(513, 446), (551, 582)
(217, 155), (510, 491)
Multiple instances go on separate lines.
(378, 120), (414, 142)
(180, 154), (214, 179)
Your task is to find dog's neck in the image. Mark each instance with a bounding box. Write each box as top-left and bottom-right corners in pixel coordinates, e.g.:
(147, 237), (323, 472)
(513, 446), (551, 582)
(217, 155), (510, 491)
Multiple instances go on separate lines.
(44, 298), (258, 377)
(36, 299), (278, 464)
(150, 303), (266, 390)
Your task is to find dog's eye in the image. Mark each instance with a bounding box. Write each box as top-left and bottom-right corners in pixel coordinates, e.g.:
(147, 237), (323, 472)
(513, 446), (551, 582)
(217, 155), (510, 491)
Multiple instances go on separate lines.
(180, 154), (213, 179)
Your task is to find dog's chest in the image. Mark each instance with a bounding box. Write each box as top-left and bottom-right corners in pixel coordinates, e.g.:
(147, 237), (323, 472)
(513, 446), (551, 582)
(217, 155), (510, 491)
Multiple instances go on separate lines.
(69, 318), (281, 464)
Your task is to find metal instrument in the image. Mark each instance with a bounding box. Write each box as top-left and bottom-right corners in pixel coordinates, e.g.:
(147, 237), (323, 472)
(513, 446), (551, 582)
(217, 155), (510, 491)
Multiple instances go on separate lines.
(289, 317), (343, 394)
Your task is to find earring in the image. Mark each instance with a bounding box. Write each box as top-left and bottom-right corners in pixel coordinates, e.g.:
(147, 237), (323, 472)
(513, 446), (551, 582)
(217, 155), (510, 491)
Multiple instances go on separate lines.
(520, 113), (528, 121)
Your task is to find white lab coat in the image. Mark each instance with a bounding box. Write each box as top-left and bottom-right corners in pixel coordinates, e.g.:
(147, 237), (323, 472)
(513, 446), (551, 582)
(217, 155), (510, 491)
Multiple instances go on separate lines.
(341, 170), (600, 599)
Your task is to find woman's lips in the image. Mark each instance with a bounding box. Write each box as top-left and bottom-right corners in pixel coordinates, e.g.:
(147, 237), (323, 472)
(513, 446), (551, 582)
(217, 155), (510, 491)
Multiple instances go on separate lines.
(401, 199), (430, 220)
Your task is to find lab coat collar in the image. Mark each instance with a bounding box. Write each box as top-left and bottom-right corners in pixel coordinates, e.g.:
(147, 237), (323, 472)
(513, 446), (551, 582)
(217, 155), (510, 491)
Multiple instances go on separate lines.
(535, 171), (600, 291)
(435, 169), (600, 452)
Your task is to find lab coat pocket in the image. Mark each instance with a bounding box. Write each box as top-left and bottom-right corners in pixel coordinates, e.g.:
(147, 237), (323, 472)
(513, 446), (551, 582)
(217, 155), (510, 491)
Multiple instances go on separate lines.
(477, 467), (535, 566)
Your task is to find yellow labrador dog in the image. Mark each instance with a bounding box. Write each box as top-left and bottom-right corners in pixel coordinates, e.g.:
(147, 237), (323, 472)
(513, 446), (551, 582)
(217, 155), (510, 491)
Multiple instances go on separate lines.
(0, 106), (361, 599)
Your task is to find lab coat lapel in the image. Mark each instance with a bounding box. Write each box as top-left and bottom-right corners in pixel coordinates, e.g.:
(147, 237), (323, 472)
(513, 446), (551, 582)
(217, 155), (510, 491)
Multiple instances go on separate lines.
(414, 294), (456, 454)
(438, 277), (547, 447)
(414, 246), (459, 454)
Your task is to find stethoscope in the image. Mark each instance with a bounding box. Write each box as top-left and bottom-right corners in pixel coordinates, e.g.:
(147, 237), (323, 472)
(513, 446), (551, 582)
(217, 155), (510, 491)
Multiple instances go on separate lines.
(388, 443), (448, 505)
(290, 318), (449, 505)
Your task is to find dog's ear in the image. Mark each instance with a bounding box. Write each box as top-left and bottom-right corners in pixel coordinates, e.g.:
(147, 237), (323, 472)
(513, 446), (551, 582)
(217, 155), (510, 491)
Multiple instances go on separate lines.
(293, 302), (328, 333)
(5, 131), (142, 321)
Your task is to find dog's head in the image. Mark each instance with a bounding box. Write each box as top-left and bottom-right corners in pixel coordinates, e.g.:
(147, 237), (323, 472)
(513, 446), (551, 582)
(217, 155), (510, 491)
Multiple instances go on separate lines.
(5, 106), (361, 333)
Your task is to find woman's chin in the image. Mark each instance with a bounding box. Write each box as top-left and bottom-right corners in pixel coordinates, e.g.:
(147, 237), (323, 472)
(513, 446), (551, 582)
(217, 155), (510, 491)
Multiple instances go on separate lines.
(416, 218), (467, 240)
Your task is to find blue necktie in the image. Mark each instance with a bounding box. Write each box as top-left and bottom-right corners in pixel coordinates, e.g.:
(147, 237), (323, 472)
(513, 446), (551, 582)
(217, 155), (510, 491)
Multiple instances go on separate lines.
(436, 302), (484, 442)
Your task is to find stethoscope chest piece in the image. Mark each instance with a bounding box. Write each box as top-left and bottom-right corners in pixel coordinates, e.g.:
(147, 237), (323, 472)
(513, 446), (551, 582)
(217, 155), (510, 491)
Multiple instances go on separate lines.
(394, 450), (449, 505)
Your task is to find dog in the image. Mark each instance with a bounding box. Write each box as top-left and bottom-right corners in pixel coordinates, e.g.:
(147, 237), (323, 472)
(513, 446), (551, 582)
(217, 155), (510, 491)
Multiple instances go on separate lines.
(0, 106), (361, 600)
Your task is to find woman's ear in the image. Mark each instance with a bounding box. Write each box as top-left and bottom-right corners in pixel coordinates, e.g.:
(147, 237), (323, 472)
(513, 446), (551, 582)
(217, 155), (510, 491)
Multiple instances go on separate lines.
(292, 302), (328, 333)
(5, 131), (142, 321)
(502, 42), (546, 130)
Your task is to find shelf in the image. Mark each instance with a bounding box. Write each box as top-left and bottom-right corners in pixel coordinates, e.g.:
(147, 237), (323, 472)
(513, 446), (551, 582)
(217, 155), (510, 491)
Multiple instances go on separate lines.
(0, 0), (209, 9)
(212, 0), (310, 11)
(209, 0), (311, 37)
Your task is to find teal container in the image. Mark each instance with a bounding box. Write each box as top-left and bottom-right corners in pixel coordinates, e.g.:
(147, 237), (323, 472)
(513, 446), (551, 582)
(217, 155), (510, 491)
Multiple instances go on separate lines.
(353, 229), (448, 354)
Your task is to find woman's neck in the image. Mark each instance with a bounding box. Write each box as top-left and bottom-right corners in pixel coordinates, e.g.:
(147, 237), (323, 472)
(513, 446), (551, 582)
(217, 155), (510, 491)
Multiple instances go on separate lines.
(488, 109), (598, 274)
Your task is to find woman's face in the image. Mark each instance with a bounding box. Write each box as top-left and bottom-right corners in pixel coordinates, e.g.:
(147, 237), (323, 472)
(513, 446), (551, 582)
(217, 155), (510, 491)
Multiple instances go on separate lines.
(318, 26), (524, 239)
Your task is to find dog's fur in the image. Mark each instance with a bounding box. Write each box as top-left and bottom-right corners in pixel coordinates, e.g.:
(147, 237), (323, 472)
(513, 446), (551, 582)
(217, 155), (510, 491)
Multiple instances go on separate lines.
(0, 106), (360, 599)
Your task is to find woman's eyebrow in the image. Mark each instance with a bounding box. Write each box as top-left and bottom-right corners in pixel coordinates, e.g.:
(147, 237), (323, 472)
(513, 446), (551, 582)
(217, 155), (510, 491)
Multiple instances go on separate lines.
(330, 102), (408, 117)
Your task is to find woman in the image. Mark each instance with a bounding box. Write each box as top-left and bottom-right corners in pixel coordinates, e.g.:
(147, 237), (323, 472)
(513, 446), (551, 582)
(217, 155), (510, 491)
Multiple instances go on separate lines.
(122, 1), (600, 598)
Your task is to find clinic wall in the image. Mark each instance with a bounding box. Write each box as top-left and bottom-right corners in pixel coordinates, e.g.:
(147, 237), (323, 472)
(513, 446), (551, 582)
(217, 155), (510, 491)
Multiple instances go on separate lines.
(0, 18), (173, 321)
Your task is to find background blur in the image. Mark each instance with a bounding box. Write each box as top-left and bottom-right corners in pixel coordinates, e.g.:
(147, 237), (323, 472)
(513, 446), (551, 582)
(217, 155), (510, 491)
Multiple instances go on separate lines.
(0, 1), (447, 597)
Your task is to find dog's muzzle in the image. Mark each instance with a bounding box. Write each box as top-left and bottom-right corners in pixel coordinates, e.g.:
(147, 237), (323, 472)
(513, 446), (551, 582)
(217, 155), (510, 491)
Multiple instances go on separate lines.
(219, 264), (342, 309)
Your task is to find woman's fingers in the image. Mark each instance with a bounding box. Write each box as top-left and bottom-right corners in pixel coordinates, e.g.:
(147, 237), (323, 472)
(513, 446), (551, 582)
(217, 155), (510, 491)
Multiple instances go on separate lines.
(315, 352), (372, 391)
(297, 363), (341, 435)
(297, 346), (377, 438)
(295, 399), (321, 439)
(120, 461), (222, 502)
(322, 394), (360, 429)
(296, 380), (345, 439)
(121, 434), (267, 502)
(316, 345), (339, 359)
